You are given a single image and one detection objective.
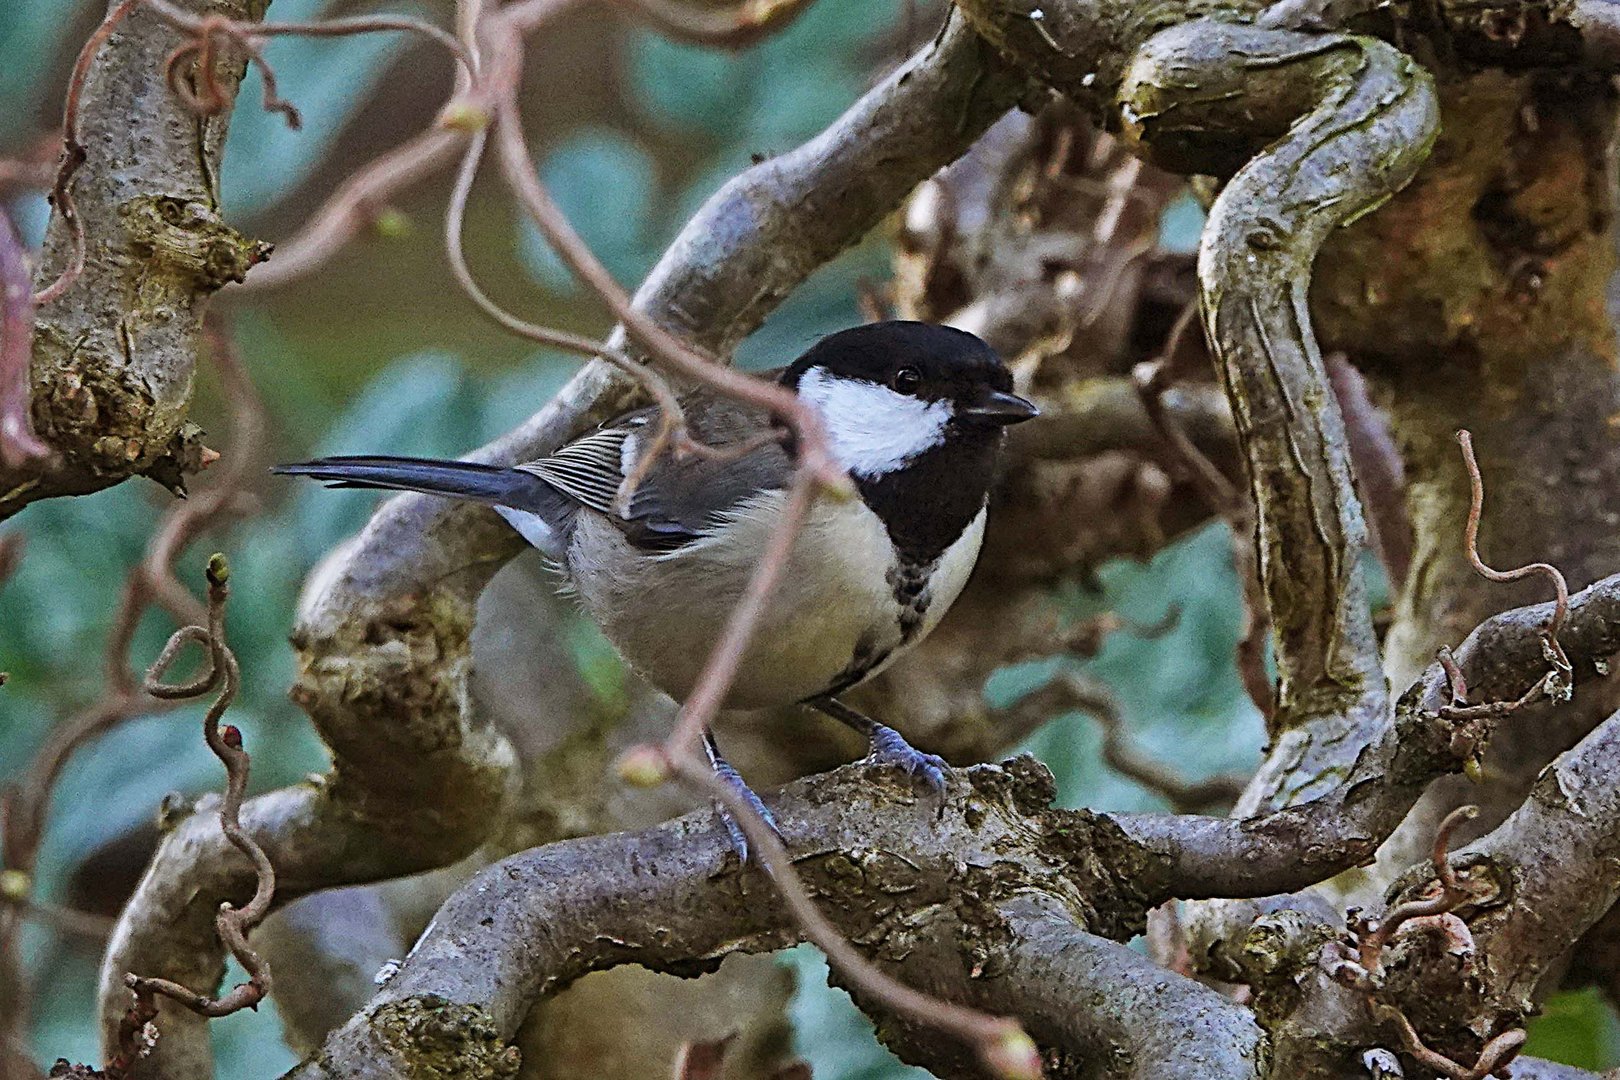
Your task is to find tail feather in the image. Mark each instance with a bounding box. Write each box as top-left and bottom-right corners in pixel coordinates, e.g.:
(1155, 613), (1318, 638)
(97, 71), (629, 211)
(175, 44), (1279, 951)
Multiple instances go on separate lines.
(273, 455), (542, 503)
(273, 455), (573, 554)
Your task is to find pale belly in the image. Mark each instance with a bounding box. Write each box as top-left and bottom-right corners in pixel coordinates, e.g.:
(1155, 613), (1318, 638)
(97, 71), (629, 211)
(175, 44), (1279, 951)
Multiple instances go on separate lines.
(564, 493), (985, 709)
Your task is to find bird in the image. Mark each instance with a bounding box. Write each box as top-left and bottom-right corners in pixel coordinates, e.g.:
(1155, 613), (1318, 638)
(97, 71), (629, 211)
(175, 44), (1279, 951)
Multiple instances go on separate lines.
(274, 321), (1037, 856)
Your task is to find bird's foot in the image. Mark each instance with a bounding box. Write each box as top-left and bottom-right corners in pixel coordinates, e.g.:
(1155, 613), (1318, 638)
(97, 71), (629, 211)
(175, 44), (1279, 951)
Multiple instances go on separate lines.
(703, 730), (783, 866)
(862, 722), (949, 798)
(808, 696), (950, 801)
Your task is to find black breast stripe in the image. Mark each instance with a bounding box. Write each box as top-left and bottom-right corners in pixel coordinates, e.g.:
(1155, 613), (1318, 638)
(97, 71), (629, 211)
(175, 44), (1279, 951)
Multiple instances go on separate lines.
(887, 557), (936, 641)
(810, 554), (940, 700)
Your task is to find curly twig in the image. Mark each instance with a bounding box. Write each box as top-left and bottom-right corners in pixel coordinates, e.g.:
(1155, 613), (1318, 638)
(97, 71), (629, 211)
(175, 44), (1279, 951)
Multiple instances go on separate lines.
(442, 125), (693, 511)
(608, 0), (819, 46)
(1377, 1006), (1526, 1080)
(1443, 430), (1573, 718)
(125, 554), (275, 1021)
(438, 7), (1041, 1071)
(1331, 805), (1526, 1080)
(0, 323), (262, 1064)
(1355, 805), (1480, 973)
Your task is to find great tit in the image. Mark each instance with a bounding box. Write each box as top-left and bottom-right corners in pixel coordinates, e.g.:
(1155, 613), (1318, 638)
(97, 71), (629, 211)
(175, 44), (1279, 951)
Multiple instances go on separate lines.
(275, 321), (1037, 855)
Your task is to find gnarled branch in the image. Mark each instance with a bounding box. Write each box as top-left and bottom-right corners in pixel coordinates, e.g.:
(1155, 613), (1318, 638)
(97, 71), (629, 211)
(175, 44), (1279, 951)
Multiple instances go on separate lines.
(1, 0), (271, 519)
(293, 758), (1261, 1080)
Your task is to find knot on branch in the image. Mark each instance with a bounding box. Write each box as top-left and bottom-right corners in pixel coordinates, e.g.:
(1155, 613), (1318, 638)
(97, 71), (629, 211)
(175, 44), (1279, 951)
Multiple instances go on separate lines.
(25, 340), (174, 480)
(367, 996), (522, 1080)
(285, 585), (513, 863)
(117, 195), (271, 291)
(962, 755), (1173, 940)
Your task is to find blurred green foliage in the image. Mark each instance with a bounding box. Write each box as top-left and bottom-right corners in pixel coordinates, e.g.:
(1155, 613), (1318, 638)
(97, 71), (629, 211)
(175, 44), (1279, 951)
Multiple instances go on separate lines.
(1, 0), (1616, 1076)
(0, 2), (83, 146)
(221, 0), (412, 217)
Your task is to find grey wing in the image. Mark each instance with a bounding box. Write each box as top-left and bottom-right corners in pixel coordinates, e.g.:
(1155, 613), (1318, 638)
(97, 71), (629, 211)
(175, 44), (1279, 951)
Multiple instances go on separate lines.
(516, 396), (794, 552)
(516, 420), (640, 517)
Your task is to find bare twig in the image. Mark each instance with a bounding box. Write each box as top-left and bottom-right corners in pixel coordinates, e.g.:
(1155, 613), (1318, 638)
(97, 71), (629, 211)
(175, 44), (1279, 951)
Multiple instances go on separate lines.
(1330, 805), (1524, 1080)
(139, 0), (468, 67)
(1034, 672), (1246, 811)
(106, 321), (263, 693)
(429, 13), (1044, 1076)
(105, 989), (160, 1080)
(1450, 430), (1572, 710)
(442, 126), (693, 509)
(5, 896), (115, 941)
(1377, 1006), (1526, 1080)
(162, 19), (302, 128)
(40, 0), (473, 307)
(98, 13), (1022, 1075)
(0, 208), (48, 465)
(666, 469), (819, 756)
(138, 0), (472, 132)
(480, 42), (848, 499)
(232, 128), (468, 291)
(1355, 805), (1480, 973)
(0, 323), (262, 1060)
(477, 18), (860, 762)
(0, 134), (58, 198)
(126, 554), (275, 1020)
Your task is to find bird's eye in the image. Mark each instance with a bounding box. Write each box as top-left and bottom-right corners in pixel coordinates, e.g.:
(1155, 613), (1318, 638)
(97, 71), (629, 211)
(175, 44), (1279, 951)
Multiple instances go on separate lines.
(892, 367), (922, 394)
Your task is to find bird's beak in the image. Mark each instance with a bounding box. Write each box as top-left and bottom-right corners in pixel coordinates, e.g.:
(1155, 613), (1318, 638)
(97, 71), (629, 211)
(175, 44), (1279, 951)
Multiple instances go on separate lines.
(959, 389), (1039, 425)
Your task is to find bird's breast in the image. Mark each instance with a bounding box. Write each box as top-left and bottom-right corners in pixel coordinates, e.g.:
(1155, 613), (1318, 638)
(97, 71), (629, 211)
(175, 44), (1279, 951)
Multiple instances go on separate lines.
(562, 491), (985, 709)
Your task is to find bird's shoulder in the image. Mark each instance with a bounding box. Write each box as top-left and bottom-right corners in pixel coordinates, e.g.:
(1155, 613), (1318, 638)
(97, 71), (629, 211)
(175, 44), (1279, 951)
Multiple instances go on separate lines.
(516, 381), (796, 552)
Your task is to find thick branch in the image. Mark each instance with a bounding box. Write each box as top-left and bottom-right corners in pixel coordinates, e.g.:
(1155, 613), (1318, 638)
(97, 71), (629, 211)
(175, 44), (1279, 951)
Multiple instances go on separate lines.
(1129, 21), (1435, 727)
(982, 895), (1266, 1079)
(1119, 571), (1620, 899)
(1420, 704), (1620, 1035)
(288, 575), (1619, 1076)
(1, 0), (271, 518)
(293, 759), (1258, 1080)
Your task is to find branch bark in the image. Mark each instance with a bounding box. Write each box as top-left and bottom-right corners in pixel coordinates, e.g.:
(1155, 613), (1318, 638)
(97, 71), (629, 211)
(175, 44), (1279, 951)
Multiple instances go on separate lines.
(281, 570), (1620, 1076)
(1115, 569), (1620, 900)
(1376, 705), (1620, 1056)
(292, 758), (1261, 1080)
(1, 0), (271, 519)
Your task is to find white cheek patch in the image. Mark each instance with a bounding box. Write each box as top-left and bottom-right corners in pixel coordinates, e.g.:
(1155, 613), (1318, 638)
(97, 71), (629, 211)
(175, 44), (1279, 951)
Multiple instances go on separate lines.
(797, 366), (953, 479)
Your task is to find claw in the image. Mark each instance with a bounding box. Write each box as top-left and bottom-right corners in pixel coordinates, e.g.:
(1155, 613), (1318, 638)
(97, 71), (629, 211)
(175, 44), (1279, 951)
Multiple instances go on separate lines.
(808, 696), (950, 803)
(703, 729), (783, 866)
(864, 722), (949, 797)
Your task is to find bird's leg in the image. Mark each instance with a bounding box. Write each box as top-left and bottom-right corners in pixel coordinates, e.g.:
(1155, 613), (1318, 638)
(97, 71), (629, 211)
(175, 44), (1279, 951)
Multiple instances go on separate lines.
(702, 728), (781, 866)
(807, 696), (948, 797)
